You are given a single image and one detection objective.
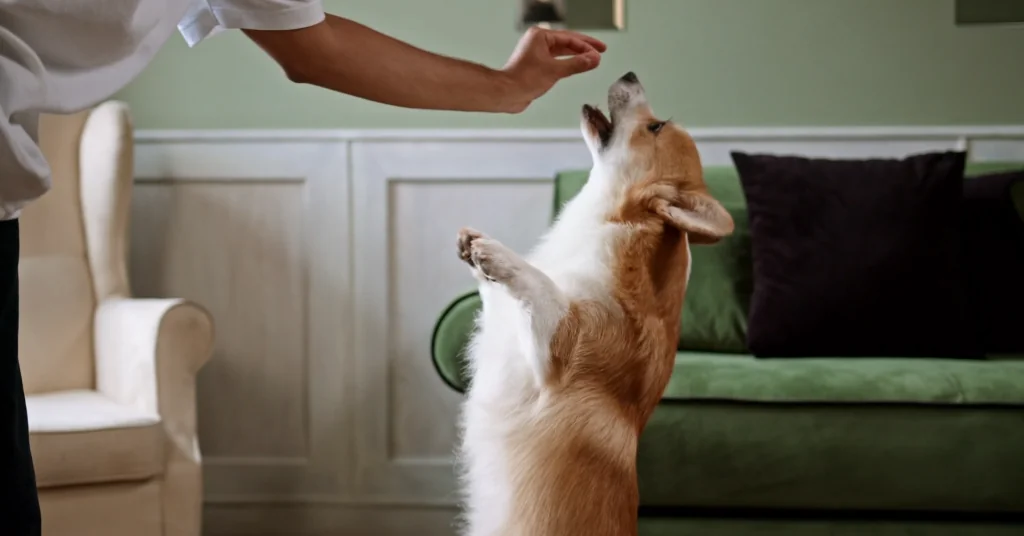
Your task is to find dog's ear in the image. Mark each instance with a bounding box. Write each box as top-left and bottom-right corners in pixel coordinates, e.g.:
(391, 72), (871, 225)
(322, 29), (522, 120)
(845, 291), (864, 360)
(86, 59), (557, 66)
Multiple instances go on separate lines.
(653, 192), (734, 244)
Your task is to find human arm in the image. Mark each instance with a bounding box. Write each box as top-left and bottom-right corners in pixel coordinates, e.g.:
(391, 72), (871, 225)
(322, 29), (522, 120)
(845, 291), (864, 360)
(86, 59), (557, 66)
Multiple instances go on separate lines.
(241, 14), (606, 114)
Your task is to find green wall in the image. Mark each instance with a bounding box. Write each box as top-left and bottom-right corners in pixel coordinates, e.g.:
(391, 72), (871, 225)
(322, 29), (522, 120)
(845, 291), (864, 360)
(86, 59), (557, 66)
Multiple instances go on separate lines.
(116, 0), (1024, 129)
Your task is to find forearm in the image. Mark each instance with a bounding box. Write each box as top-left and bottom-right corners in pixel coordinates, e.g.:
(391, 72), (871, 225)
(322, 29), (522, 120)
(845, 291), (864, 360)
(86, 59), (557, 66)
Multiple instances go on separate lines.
(245, 15), (518, 113)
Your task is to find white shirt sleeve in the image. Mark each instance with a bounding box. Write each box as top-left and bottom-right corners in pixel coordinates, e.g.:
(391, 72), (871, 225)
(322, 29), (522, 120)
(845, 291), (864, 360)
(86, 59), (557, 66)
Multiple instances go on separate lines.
(178, 0), (326, 48)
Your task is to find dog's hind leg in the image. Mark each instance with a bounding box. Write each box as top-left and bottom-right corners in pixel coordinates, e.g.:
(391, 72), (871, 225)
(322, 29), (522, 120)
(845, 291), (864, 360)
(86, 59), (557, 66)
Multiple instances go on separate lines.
(457, 227), (568, 386)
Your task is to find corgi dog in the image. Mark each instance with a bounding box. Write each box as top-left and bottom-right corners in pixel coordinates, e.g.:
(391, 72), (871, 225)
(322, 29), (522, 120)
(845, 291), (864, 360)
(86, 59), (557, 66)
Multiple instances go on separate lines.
(455, 72), (735, 536)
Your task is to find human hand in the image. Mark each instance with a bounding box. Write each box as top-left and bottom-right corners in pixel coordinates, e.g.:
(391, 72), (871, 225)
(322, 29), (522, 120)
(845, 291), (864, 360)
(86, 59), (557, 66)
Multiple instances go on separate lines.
(500, 26), (607, 113)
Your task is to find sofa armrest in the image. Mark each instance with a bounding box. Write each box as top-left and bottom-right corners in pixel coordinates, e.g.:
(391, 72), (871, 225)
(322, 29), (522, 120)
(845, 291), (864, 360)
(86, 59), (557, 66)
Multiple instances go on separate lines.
(431, 291), (481, 394)
(93, 298), (215, 458)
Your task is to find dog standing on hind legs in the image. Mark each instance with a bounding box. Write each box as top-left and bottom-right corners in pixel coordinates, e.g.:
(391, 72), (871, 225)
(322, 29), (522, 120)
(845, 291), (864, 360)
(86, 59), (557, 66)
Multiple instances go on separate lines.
(455, 72), (735, 536)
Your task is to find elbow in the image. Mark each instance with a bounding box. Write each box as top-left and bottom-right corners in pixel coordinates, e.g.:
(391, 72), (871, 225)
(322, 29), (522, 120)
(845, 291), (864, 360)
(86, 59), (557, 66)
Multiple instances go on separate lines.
(244, 23), (335, 86)
(282, 61), (314, 85)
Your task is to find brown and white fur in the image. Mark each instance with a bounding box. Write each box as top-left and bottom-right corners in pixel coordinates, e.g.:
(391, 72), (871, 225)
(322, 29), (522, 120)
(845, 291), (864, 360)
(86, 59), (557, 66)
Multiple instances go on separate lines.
(455, 72), (735, 536)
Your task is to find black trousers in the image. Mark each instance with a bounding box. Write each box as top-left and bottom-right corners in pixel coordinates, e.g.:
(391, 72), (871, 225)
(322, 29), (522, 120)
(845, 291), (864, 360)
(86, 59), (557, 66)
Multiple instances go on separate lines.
(0, 219), (41, 535)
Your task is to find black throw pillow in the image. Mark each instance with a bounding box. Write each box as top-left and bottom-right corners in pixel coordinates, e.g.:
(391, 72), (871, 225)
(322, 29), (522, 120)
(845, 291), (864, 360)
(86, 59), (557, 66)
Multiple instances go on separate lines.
(963, 169), (1024, 353)
(731, 150), (982, 358)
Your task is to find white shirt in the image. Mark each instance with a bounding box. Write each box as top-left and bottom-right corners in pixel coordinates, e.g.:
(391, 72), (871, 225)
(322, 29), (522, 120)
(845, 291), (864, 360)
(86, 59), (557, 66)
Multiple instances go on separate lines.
(0, 0), (325, 220)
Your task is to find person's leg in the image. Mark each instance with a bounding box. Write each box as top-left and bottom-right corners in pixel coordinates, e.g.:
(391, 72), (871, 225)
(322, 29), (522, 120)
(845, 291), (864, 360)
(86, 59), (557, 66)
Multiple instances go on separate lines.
(0, 218), (41, 535)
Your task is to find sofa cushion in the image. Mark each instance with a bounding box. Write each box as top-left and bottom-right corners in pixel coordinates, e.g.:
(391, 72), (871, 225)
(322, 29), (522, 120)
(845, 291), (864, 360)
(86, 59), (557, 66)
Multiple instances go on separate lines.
(664, 352), (1024, 405)
(27, 390), (164, 488)
(638, 393), (1024, 513)
(431, 292), (1024, 512)
(433, 322), (1024, 512)
(678, 167), (752, 353)
(962, 167), (1024, 353)
(638, 352), (1024, 512)
(554, 169), (752, 353)
(732, 150), (981, 358)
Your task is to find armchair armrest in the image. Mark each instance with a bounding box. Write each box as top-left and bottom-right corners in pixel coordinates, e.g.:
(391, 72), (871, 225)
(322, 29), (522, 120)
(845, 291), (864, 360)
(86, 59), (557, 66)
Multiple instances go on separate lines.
(93, 298), (214, 456)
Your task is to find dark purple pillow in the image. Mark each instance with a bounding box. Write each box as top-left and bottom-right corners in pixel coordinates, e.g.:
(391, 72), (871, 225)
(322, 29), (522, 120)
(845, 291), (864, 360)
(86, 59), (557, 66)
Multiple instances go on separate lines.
(963, 169), (1024, 353)
(731, 150), (983, 358)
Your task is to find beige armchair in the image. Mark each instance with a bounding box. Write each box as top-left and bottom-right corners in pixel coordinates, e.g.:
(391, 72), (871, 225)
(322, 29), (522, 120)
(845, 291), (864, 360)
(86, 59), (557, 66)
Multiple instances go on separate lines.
(18, 101), (215, 536)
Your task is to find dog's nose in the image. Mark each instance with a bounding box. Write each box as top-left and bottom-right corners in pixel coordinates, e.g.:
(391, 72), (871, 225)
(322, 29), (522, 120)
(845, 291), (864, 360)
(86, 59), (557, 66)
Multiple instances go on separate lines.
(619, 71), (639, 84)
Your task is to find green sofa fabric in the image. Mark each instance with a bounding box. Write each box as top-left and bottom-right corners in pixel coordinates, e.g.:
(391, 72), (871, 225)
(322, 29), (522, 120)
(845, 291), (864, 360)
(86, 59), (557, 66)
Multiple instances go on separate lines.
(637, 397), (1024, 511)
(432, 290), (478, 392)
(661, 353), (1024, 404)
(435, 310), (1024, 511)
(436, 306), (1024, 405)
(964, 162), (1024, 177)
(433, 297), (1024, 511)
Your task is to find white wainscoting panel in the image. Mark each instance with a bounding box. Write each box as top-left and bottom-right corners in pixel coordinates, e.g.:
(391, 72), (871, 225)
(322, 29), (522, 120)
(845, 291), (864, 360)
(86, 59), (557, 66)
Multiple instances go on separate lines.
(129, 126), (1024, 536)
(389, 179), (552, 460)
(131, 140), (353, 503)
(349, 140), (591, 505)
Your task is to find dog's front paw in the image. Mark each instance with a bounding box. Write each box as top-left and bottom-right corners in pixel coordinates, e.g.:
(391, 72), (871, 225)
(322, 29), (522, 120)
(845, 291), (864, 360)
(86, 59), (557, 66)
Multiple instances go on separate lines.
(457, 227), (518, 283)
(457, 227), (485, 266)
(470, 240), (519, 283)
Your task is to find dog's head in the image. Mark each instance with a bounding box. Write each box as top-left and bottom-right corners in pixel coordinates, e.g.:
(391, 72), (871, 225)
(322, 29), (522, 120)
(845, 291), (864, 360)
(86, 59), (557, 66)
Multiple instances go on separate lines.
(581, 72), (734, 244)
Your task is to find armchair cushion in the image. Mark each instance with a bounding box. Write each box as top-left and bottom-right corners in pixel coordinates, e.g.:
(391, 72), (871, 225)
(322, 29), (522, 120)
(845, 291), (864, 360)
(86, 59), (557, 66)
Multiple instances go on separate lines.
(19, 257), (96, 394)
(27, 390), (164, 488)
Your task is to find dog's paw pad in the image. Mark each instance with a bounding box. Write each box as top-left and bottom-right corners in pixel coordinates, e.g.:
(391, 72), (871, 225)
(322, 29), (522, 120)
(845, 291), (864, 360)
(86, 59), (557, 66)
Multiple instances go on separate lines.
(457, 228), (517, 282)
(457, 227), (486, 265)
(469, 239), (516, 283)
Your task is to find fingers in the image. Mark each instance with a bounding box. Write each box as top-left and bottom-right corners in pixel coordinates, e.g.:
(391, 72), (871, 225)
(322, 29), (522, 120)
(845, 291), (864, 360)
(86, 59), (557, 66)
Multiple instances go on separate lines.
(542, 30), (604, 77)
(546, 33), (591, 55)
(555, 50), (601, 77)
(550, 42), (592, 57)
(550, 30), (607, 53)
(528, 25), (607, 52)
(506, 26), (605, 85)
(545, 31), (606, 57)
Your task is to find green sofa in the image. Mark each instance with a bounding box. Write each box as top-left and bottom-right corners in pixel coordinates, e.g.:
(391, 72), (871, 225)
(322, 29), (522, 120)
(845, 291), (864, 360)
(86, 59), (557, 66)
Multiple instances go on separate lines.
(431, 162), (1024, 535)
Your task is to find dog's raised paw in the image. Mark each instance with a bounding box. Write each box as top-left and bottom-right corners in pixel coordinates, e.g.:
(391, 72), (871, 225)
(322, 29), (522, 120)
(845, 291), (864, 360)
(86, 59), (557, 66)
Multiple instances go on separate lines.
(457, 227), (485, 266)
(468, 238), (518, 283)
(456, 227), (519, 283)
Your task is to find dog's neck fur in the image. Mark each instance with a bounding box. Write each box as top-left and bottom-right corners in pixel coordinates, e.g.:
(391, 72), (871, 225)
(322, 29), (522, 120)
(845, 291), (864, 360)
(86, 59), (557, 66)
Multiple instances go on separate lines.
(529, 164), (635, 283)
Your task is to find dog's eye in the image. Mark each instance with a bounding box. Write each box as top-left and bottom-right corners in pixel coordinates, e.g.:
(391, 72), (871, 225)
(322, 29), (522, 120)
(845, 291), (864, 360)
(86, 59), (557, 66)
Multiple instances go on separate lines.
(647, 121), (666, 134)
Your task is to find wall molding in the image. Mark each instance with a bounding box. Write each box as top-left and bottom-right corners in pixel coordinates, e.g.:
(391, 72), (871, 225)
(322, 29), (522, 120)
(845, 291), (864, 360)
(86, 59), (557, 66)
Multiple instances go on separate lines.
(134, 126), (1024, 182)
(135, 125), (1024, 143)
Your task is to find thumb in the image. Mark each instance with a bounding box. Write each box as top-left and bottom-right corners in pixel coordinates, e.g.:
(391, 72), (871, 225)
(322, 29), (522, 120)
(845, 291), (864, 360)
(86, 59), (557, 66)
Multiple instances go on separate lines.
(557, 51), (600, 77)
